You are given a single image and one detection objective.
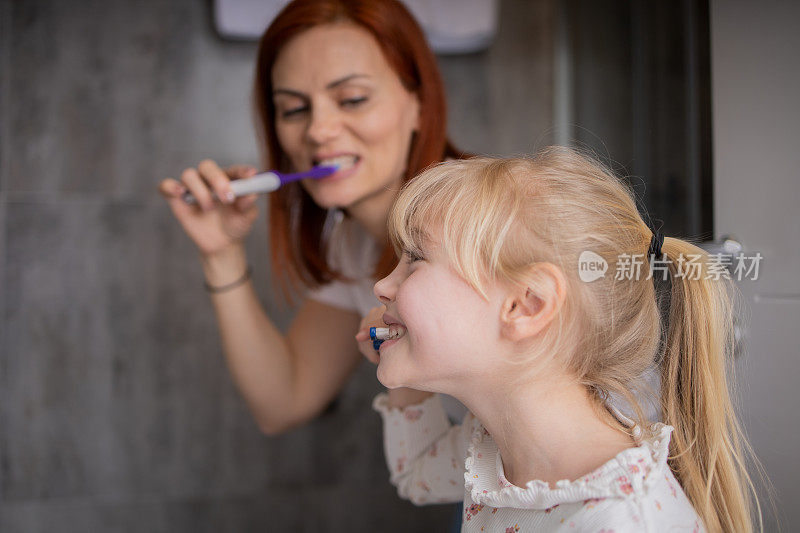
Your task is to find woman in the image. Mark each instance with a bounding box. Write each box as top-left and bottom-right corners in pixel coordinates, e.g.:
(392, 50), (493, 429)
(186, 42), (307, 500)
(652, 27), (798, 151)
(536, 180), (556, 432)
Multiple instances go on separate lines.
(158, 0), (464, 435)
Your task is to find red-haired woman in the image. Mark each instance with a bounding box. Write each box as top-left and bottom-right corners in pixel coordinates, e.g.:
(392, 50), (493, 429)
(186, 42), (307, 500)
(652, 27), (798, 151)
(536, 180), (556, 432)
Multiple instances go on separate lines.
(158, 0), (465, 435)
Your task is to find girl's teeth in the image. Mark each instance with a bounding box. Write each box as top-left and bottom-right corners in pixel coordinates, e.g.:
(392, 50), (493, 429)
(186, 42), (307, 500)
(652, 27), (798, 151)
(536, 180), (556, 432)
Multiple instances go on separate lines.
(388, 324), (407, 340)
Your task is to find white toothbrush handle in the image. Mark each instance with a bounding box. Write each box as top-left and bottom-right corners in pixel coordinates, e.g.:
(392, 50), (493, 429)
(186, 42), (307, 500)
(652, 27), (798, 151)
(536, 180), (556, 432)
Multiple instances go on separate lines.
(182, 172), (281, 204)
(229, 172), (281, 196)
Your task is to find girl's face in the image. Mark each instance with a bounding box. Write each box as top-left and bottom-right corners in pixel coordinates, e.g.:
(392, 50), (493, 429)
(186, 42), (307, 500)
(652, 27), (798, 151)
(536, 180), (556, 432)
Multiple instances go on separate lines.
(271, 22), (420, 210)
(373, 234), (507, 392)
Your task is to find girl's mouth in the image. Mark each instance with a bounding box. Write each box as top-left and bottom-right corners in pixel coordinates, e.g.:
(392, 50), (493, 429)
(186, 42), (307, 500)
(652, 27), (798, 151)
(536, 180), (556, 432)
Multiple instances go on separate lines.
(370, 324), (407, 342)
(386, 323), (407, 340)
(377, 323), (406, 352)
(370, 323), (407, 353)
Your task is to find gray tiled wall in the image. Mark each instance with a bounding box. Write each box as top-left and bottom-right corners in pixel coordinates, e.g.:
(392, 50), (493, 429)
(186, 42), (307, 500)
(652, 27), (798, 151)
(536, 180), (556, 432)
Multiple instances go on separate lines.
(0, 0), (553, 531)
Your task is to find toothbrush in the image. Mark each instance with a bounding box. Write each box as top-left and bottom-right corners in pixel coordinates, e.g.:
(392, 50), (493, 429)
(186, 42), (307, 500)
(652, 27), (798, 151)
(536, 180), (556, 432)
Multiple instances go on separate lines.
(181, 164), (339, 205)
(370, 327), (391, 351)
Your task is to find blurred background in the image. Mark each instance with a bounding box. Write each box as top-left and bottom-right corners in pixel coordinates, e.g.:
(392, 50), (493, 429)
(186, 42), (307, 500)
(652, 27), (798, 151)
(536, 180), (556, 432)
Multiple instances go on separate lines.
(1, 0), (797, 531)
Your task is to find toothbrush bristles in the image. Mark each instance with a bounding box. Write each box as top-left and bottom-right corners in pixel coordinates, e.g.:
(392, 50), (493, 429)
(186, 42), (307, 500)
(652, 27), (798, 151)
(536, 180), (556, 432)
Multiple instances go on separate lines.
(370, 327), (390, 341)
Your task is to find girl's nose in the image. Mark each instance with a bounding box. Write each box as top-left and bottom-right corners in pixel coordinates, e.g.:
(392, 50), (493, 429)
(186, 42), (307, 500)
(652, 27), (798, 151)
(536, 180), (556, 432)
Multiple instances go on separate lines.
(374, 272), (397, 304)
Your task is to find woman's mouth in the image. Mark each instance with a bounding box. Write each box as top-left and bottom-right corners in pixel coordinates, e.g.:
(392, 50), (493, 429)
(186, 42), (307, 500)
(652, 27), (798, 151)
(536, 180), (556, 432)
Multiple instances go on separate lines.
(309, 154), (361, 184)
(313, 154), (360, 171)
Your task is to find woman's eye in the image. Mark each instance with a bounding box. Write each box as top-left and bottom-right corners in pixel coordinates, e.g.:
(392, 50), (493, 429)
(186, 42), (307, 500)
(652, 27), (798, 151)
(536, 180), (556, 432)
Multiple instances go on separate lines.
(280, 106), (308, 118)
(341, 96), (368, 108)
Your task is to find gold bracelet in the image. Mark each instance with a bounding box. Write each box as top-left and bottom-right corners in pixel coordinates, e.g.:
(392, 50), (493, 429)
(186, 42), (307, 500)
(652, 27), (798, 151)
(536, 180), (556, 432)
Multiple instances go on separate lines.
(204, 265), (252, 293)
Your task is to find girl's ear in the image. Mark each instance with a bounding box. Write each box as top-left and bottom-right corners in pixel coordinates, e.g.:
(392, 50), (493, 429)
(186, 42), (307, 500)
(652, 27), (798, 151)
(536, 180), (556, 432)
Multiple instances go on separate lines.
(500, 262), (567, 342)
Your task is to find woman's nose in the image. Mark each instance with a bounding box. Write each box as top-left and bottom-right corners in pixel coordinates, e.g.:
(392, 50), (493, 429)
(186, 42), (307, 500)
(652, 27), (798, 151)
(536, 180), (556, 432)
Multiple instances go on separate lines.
(306, 107), (341, 145)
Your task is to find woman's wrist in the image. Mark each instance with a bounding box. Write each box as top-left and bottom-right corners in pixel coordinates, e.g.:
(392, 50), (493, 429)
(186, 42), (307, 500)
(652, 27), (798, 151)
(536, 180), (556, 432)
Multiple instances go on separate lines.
(387, 387), (434, 409)
(200, 244), (249, 288)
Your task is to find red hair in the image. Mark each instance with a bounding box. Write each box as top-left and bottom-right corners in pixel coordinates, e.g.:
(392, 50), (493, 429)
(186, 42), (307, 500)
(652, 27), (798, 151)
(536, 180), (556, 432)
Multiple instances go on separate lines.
(253, 0), (464, 295)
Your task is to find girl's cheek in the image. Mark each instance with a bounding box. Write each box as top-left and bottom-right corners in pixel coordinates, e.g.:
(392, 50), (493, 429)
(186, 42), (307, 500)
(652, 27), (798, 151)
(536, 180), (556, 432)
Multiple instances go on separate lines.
(394, 283), (418, 323)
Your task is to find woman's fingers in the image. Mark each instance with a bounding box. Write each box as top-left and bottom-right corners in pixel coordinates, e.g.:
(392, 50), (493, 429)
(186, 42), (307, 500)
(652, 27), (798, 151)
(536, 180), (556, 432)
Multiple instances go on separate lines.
(234, 193), (258, 213)
(181, 167), (215, 211)
(170, 161), (257, 213)
(365, 305), (386, 324)
(198, 159), (234, 206)
(158, 161), (263, 258)
(227, 165), (258, 211)
(158, 177), (197, 218)
(358, 332), (379, 365)
(356, 305), (387, 365)
(226, 164), (258, 180)
(158, 177), (186, 199)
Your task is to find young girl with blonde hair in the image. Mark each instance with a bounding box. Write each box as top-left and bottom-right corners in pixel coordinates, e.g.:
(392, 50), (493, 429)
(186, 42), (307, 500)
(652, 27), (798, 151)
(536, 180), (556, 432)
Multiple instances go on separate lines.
(358, 148), (760, 531)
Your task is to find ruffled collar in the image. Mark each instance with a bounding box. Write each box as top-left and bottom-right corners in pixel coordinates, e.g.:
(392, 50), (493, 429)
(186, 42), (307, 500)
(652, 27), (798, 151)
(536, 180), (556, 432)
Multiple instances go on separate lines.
(462, 413), (673, 510)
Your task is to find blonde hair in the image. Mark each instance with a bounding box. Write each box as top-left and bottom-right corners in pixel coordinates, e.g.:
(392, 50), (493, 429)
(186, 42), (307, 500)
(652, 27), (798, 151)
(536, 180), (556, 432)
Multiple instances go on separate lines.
(388, 147), (761, 532)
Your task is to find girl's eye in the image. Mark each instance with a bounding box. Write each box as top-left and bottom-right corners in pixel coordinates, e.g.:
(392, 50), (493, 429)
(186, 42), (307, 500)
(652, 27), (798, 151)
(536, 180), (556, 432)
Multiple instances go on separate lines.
(403, 249), (424, 263)
(341, 96), (367, 108)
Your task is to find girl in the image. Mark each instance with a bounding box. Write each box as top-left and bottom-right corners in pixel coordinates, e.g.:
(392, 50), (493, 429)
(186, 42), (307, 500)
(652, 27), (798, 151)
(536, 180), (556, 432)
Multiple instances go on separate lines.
(359, 149), (759, 531)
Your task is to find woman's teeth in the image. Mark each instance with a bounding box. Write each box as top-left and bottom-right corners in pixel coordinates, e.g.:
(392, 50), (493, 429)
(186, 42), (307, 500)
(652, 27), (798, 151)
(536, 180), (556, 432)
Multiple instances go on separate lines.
(317, 155), (358, 170)
(387, 324), (406, 340)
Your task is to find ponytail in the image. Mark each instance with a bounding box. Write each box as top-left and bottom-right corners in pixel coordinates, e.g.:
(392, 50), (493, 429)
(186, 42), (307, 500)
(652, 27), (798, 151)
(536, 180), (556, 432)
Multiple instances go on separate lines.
(383, 149), (768, 530)
(660, 237), (760, 532)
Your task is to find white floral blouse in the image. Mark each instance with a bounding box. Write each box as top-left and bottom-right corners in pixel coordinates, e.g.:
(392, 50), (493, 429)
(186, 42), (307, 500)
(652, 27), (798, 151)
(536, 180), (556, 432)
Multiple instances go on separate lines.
(373, 393), (705, 532)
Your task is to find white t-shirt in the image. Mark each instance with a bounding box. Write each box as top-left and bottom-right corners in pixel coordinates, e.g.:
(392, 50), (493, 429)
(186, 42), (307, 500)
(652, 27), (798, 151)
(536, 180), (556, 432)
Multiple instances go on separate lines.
(305, 212), (382, 317)
(305, 213), (469, 423)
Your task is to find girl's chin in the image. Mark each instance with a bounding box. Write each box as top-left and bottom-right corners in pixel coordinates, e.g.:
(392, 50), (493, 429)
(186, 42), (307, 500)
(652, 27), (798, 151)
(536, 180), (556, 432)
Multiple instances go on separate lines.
(376, 363), (406, 390)
(375, 364), (392, 388)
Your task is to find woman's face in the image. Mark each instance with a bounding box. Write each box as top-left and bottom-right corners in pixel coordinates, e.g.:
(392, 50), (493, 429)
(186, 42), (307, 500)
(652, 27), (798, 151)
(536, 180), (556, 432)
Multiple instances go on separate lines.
(271, 22), (420, 211)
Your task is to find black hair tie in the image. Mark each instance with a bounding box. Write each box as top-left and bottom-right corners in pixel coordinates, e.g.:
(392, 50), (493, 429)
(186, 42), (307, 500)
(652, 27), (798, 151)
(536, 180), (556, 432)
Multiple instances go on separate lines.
(648, 231), (664, 260)
(647, 229), (670, 363)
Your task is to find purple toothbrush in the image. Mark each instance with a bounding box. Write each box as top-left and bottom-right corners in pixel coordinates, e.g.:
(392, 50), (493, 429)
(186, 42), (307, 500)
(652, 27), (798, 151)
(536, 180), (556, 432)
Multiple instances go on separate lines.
(181, 165), (339, 205)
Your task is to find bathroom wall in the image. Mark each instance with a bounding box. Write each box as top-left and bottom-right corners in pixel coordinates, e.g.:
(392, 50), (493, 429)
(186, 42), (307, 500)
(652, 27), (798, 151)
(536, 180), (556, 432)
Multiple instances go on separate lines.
(0, 1), (554, 530)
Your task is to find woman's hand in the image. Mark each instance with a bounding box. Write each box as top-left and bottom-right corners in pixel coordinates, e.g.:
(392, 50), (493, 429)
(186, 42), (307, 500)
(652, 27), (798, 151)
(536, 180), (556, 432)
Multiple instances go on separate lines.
(355, 305), (386, 364)
(158, 159), (261, 258)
